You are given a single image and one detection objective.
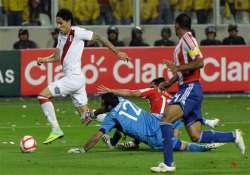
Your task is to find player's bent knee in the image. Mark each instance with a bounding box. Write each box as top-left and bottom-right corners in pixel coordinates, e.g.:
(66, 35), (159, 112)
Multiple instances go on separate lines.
(37, 95), (51, 104)
(190, 135), (200, 142)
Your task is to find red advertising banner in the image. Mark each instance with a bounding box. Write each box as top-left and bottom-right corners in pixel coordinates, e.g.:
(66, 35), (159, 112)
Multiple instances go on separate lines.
(20, 47), (250, 96)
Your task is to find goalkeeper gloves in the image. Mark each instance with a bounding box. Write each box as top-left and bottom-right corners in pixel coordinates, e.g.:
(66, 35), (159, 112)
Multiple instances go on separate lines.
(68, 147), (86, 154)
(80, 109), (96, 125)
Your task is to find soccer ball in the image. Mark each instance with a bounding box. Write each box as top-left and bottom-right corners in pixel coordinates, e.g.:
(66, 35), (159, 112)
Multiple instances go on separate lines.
(20, 135), (37, 153)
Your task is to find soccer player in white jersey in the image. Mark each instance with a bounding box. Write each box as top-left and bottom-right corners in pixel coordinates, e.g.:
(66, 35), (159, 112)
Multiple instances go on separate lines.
(37, 9), (129, 144)
(151, 13), (246, 173)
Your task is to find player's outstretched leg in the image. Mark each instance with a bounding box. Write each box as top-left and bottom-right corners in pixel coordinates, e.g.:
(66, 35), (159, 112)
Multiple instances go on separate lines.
(38, 95), (64, 144)
(198, 129), (246, 155)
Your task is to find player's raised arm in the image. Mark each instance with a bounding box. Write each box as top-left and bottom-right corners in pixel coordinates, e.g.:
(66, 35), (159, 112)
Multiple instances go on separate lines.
(91, 33), (129, 62)
(37, 48), (60, 65)
(97, 85), (141, 97)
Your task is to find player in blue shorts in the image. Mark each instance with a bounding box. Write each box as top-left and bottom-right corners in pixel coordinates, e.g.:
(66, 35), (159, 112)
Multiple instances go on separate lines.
(151, 13), (246, 173)
(68, 93), (223, 154)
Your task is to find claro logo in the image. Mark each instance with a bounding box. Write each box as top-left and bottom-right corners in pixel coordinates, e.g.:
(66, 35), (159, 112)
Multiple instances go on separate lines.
(24, 56), (250, 86)
(201, 57), (250, 82)
(24, 59), (170, 86)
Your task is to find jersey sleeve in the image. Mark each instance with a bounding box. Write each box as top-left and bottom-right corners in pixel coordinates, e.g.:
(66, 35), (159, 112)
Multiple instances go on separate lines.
(74, 27), (93, 41)
(183, 33), (203, 60)
(99, 113), (116, 134)
(139, 88), (155, 98)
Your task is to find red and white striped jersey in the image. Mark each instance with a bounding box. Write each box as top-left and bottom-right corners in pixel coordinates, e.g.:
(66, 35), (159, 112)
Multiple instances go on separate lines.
(139, 88), (172, 115)
(57, 26), (93, 76)
(174, 31), (203, 85)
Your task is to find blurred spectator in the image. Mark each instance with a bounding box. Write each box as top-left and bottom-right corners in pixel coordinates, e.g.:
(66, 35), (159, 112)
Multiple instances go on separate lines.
(154, 27), (175, 46)
(109, 0), (133, 24)
(13, 29), (37, 49)
(223, 0), (236, 23)
(23, 0), (44, 26)
(129, 26), (149, 47)
(97, 0), (113, 24)
(41, 0), (51, 18)
(234, 0), (249, 23)
(193, 0), (213, 24)
(107, 26), (125, 47)
(74, 0), (100, 25)
(59, 0), (74, 12)
(47, 28), (59, 48)
(222, 25), (246, 45)
(3, 0), (28, 26)
(158, 0), (174, 24)
(140, 0), (159, 24)
(171, 0), (192, 19)
(200, 26), (222, 46)
(0, 0), (4, 25)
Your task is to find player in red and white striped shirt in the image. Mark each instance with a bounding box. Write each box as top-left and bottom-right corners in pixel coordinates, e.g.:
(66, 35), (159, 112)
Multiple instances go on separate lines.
(151, 13), (245, 173)
(37, 9), (129, 144)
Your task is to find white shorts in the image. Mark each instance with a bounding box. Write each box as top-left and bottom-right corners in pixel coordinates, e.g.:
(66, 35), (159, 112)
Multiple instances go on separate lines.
(48, 74), (87, 107)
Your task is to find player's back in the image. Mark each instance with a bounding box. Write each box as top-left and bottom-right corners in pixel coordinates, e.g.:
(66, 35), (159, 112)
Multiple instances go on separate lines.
(139, 88), (172, 115)
(112, 99), (161, 142)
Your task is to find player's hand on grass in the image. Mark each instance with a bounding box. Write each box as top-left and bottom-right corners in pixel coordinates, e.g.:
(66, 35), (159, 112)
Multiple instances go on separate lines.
(117, 51), (130, 62)
(68, 147), (86, 154)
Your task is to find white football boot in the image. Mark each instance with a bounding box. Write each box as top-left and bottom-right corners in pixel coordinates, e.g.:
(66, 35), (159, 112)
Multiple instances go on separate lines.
(205, 118), (220, 128)
(150, 162), (176, 173)
(206, 143), (226, 150)
(234, 129), (246, 156)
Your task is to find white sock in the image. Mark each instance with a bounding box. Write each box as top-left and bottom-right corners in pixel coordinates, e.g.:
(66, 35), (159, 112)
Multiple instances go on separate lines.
(38, 96), (61, 132)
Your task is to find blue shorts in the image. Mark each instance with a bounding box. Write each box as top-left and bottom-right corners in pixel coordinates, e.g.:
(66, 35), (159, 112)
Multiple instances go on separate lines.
(169, 81), (203, 126)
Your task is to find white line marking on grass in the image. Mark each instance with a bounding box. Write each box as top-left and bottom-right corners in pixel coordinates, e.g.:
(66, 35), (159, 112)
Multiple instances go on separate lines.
(0, 121), (249, 129)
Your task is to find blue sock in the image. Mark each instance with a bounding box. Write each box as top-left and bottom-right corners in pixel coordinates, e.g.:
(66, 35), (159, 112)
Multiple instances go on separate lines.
(160, 122), (174, 167)
(199, 130), (235, 143)
(187, 143), (208, 152)
(172, 137), (182, 151)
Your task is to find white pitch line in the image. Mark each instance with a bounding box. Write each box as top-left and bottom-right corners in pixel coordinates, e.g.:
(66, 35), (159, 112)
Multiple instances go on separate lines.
(0, 124), (101, 129)
(0, 121), (249, 129)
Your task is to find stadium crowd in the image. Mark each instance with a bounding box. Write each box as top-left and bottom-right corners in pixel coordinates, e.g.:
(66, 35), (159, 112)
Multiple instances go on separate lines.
(12, 24), (246, 49)
(1, 0), (250, 26)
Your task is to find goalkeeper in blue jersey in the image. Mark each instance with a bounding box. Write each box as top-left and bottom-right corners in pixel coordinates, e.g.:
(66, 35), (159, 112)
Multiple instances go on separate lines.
(68, 93), (223, 154)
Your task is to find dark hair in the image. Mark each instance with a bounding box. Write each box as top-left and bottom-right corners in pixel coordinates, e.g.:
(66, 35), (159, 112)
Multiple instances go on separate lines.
(190, 28), (196, 37)
(108, 26), (119, 35)
(101, 93), (119, 112)
(175, 13), (191, 30)
(18, 29), (29, 37)
(161, 27), (171, 36)
(205, 26), (216, 35)
(228, 24), (238, 32)
(151, 77), (165, 86)
(56, 9), (74, 25)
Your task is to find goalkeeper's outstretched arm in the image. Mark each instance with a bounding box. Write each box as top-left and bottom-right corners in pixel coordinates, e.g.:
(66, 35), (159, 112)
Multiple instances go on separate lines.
(83, 131), (104, 152)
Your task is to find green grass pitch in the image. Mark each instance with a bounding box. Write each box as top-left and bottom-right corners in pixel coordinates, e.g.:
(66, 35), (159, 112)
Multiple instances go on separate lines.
(0, 96), (249, 175)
